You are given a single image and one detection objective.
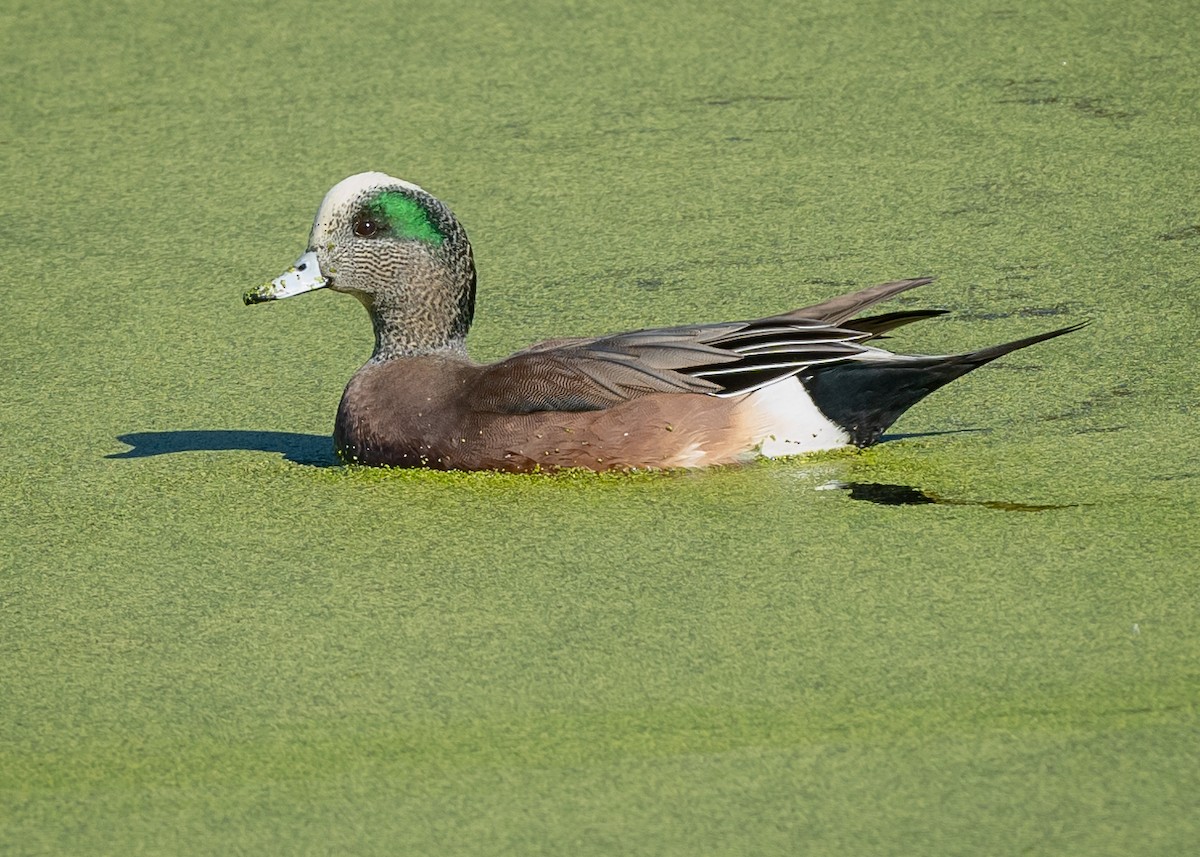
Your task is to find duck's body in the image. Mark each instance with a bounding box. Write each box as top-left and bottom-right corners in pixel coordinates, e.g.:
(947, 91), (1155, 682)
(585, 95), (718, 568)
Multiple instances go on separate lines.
(334, 355), (758, 471)
(246, 172), (1081, 472)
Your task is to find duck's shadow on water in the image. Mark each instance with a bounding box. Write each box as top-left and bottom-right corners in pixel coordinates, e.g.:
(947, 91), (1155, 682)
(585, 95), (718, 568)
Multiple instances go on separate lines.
(831, 481), (1079, 511)
(107, 430), (338, 466)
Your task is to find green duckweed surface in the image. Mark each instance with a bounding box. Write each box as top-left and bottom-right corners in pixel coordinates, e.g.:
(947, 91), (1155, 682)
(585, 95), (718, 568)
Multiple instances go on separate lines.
(2, 1), (1198, 854)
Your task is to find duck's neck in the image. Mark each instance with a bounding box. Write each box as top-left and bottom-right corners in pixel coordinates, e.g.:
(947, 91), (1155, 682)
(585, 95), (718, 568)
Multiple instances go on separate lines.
(362, 256), (477, 362)
(367, 303), (468, 362)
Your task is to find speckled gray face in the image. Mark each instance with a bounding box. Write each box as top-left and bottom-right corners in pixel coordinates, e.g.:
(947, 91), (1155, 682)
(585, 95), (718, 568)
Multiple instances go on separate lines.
(245, 171), (478, 358)
(245, 172), (451, 304)
(307, 175), (452, 303)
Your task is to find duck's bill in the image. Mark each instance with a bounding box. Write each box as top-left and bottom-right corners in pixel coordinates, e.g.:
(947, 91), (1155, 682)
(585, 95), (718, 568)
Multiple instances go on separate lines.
(244, 251), (329, 305)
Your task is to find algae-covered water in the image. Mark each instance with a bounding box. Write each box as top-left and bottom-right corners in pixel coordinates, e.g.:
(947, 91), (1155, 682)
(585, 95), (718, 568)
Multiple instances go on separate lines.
(2, 1), (1198, 854)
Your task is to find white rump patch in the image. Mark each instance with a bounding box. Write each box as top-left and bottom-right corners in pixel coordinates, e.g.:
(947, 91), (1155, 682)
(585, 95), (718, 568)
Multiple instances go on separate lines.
(746, 377), (851, 457)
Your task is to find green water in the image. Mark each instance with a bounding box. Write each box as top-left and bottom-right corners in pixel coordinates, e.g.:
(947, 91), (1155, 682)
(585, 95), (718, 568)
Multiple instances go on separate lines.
(2, 0), (1198, 854)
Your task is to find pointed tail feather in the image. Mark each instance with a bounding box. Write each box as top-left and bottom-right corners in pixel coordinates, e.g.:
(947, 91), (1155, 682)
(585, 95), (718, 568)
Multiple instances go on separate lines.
(800, 321), (1087, 447)
(784, 277), (936, 325)
(954, 321), (1089, 365)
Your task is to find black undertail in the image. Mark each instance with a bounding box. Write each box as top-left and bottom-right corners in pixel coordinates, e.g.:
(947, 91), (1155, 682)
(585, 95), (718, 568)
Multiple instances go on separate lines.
(799, 322), (1088, 447)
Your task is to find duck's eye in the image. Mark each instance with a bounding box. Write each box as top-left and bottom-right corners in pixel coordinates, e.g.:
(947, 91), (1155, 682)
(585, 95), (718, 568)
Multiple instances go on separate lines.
(353, 218), (380, 238)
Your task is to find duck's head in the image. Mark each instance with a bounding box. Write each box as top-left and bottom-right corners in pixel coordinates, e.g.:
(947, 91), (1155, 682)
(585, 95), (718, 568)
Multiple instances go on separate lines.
(246, 172), (476, 358)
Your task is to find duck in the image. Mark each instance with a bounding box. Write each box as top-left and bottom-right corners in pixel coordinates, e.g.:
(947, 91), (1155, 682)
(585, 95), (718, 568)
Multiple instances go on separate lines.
(244, 171), (1082, 472)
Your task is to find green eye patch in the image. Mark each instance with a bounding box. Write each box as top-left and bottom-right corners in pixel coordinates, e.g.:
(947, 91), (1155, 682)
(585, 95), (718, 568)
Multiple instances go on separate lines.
(365, 190), (445, 245)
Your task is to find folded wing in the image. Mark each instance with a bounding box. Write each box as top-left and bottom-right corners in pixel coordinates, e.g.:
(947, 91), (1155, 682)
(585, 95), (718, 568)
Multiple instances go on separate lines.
(473, 317), (879, 414)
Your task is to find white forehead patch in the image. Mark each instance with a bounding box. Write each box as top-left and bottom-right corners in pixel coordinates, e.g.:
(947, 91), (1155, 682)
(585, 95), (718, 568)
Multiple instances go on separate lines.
(311, 172), (430, 238)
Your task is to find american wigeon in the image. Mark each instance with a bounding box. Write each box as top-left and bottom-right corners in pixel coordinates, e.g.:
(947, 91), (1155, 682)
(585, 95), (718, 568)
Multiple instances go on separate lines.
(245, 172), (1081, 472)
